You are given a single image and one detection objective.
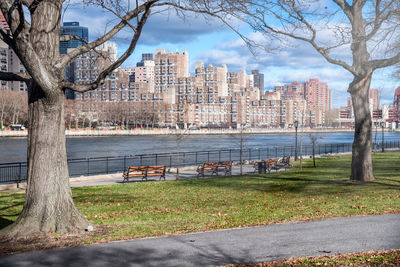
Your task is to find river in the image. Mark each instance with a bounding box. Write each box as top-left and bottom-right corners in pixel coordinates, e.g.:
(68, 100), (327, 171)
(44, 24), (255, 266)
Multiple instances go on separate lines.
(1, 131), (400, 163)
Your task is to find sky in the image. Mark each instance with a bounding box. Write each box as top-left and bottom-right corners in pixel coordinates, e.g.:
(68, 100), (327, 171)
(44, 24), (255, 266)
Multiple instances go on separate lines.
(62, 1), (400, 109)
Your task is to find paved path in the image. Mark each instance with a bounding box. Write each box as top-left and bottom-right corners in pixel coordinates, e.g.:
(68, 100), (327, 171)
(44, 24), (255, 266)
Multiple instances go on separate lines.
(69, 164), (258, 188)
(1, 213), (399, 267)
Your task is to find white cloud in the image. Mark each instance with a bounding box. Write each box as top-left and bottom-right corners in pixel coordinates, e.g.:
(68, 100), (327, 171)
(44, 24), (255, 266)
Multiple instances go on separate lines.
(62, 3), (227, 45)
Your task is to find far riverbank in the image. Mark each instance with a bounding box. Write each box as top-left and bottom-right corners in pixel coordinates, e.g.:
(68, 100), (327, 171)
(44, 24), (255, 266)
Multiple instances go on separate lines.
(0, 127), (357, 138)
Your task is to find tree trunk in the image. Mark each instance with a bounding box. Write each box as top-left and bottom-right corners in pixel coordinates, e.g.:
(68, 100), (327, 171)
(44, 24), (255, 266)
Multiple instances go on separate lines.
(349, 74), (374, 181)
(1, 83), (88, 238)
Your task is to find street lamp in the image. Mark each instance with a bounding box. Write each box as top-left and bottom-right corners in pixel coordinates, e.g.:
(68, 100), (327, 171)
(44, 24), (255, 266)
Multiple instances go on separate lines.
(381, 121), (385, 153)
(294, 120), (299, 161)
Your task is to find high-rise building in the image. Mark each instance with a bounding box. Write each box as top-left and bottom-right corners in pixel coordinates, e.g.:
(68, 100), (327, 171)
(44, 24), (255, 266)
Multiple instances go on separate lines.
(60, 22), (88, 55)
(154, 49), (189, 104)
(61, 22), (89, 99)
(137, 53), (154, 66)
(0, 13), (27, 92)
(369, 88), (379, 111)
(96, 41), (118, 63)
(303, 78), (332, 112)
(392, 87), (400, 124)
(274, 81), (303, 101)
(252, 70), (264, 92)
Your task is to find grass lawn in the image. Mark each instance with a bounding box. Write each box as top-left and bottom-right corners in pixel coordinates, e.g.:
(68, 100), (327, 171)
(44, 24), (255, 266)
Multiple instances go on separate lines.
(1, 151), (400, 249)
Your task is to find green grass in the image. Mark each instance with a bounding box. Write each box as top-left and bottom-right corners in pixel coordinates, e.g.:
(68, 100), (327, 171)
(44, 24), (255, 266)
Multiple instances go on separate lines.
(1, 151), (400, 244)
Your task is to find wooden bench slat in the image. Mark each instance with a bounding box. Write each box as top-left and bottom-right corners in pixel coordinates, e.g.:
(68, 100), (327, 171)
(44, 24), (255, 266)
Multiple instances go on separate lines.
(197, 161), (232, 177)
(123, 165), (166, 182)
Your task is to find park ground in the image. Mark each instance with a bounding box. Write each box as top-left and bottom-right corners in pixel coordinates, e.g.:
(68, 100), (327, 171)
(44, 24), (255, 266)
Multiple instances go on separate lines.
(1, 151), (400, 265)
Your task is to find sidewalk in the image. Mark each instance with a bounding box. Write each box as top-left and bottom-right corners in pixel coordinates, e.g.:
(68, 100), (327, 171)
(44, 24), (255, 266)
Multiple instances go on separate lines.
(0, 164), (258, 191)
(69, 164), (258, 188)
(1, 213), (399, 266)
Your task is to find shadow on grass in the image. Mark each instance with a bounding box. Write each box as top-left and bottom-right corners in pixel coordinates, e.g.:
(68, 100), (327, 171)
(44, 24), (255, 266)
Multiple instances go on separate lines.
(175, 160), (400, 197)
(0, 195), (24, 230)
(0, 217), (13, 230)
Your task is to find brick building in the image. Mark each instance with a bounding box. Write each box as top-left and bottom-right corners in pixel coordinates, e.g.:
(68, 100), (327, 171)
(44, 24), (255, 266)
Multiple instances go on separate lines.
(0, 11), (27, 92)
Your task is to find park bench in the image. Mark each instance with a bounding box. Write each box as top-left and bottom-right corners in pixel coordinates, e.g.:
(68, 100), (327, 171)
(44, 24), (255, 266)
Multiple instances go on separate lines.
(218, 161), (232, 176)
(272, 156), (292, 171)
(197, 162), (218, 177)
(122, 165), (166, 182)
(253, 158), (279, 173)
(197, 161), (232, 177)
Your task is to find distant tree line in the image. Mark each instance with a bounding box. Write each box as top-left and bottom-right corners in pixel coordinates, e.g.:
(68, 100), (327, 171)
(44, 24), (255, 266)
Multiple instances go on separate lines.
(0, 89), (28, 129)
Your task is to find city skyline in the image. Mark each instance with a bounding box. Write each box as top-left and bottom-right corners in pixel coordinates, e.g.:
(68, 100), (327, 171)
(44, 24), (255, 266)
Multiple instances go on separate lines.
(62, 3), (400, 109)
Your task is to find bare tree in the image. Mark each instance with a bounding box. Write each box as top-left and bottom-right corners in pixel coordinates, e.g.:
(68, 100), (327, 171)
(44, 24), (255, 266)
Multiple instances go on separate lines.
(0, 0), (225, 238)
(0, 89), (27, 127)
(224, 0), (400, 182)
(0, 90), (6, 129)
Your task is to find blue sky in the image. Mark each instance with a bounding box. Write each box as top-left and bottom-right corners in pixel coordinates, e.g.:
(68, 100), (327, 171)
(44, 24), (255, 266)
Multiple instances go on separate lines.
(63, 2), (400, 109)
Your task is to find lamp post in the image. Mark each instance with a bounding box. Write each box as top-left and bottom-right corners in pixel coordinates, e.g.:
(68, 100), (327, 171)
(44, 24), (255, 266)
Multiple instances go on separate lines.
(381, 121), (385, 152)
(294, 120), (299, 161)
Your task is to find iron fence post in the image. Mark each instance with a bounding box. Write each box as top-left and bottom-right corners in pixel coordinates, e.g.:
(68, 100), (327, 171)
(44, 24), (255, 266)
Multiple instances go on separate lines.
(106, 157), (109, 174)
(87, 158), (90, 176)
(123, 156), (127, 171)
(18, 162), (22, 188)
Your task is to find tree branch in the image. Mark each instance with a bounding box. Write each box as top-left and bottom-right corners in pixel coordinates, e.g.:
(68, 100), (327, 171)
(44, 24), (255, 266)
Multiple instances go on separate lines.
(60, 35), (88, 43)
(370, 52), (400, 69)
(62, 4), (152, 93)
(0, 1), (31, 39)
(0, 28), (13, 48)
(0, 71), (30, 82)
(56, 0), (158, 69)
(332, 0), (353, 23)
(365, 1), (396, 40)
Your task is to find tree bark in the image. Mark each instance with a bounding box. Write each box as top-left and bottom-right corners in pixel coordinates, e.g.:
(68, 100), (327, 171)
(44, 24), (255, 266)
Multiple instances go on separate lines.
(349, 73), (374, 182)
(1, 82), (88, 238)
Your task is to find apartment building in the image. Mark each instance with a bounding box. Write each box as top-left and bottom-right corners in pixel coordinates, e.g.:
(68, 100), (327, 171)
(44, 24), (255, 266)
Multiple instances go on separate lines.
(155, 49), (189, 104)
(392, 87), (400, 125)
(303, 78), (332, 112)
(69, 45), (338, 128)
(0, 12), (27, 92)
(252, 70), (264, 92)
(60, 22), (88, 55)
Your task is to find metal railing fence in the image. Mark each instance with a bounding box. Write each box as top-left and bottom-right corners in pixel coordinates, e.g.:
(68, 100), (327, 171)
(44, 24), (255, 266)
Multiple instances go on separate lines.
(1, 140), (399, 184)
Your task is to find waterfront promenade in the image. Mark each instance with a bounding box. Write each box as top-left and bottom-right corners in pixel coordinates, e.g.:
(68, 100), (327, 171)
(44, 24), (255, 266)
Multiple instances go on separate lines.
(0, 163), (259, 191)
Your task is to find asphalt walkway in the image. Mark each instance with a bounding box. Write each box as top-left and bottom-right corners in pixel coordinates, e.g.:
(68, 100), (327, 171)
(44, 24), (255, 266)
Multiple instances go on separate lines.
(68, 164), (258, 188)
(1, 213), (399, 267)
